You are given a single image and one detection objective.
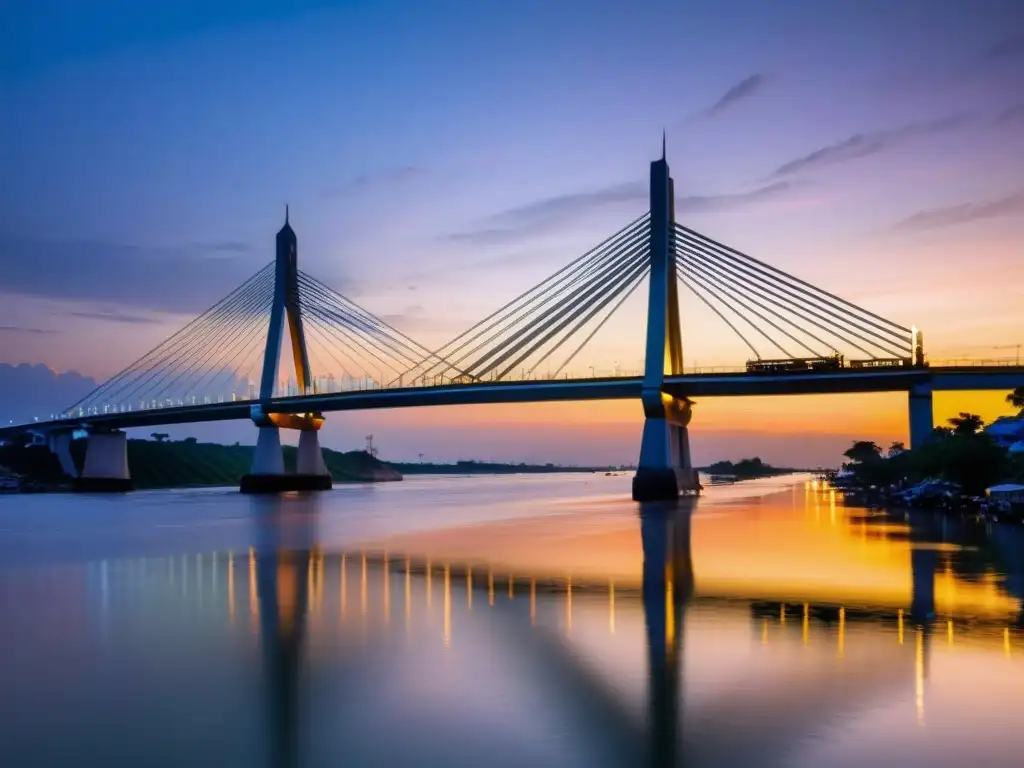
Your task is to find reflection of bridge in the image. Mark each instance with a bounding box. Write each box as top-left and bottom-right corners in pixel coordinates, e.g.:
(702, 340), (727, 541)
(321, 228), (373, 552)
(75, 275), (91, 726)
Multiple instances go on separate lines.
(95, 496), (1012, 766)
(6, 148), (1022, 498)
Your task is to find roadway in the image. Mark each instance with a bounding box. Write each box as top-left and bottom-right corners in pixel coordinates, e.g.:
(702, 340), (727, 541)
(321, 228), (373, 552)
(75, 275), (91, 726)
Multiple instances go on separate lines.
(5, 364), (1022, 437)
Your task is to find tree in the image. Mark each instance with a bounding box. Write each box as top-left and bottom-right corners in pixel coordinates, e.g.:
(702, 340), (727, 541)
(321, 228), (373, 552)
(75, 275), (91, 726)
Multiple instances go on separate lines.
(150, 432), (169, 443)
(843, 441), (882, 464)
(887, 441), (906, 457)
(948, 412), (984, 435)
(1008, 386), (1024, 412)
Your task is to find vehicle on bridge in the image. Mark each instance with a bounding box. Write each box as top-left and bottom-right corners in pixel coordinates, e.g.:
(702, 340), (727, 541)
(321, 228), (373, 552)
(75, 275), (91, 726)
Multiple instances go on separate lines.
(745, 355), (844, 374)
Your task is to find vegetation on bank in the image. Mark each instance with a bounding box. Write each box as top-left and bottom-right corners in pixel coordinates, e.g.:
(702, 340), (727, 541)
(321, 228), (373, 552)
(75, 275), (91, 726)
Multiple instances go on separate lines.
(391, 459), (617, 475)
(700, 457), (800, 480)
(840, 387), (1024, 496)
(0, 437), (400, 490)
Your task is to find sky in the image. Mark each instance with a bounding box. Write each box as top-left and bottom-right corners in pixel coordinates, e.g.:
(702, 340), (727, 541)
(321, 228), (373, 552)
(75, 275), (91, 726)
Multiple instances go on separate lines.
(1, 0), (1023, 466)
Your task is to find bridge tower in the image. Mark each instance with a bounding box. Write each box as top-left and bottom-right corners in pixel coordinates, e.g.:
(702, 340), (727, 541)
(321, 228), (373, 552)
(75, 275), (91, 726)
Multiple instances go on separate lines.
(633, 142), (701, 501)
(242, 208), (332, 493)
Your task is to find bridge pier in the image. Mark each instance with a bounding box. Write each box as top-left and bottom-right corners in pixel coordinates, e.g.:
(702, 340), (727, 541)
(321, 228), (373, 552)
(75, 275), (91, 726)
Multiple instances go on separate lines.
(908, 383), (934, 450)
(46, 431), (78, 479)
(634, 392), (701, 501)
(75, 430), (133, 492)
(240, 423), (332, 494)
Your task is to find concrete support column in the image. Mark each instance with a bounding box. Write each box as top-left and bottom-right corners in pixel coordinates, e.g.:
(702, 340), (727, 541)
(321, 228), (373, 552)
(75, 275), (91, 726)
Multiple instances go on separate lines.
(251, 426), (285, 476)
(47, 432), (78, 478)
(241, 424), (332, 493)
(76, 431), (132, 492)
(296, 429), (330, 478)
(908, 383), (934, 450)
(634, 393), (701, 501)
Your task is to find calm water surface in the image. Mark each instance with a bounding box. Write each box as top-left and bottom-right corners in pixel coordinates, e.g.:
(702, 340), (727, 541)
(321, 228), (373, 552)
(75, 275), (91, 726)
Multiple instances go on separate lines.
(1, 473), (1022, 767)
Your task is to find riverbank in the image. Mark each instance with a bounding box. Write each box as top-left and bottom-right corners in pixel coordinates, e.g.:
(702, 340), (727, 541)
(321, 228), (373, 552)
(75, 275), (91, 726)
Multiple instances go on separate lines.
(391, 459), (619, 475)
(0, 439), (401, 492)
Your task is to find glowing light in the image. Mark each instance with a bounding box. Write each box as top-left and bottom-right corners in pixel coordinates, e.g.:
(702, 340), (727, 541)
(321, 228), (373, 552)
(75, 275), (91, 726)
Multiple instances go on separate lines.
(443, 564), (451, 648)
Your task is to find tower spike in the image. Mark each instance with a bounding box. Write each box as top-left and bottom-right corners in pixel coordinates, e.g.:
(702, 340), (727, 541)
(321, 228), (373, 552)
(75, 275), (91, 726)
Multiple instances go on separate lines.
(661, 129), (666, 161)
(285, 204), (289, 224)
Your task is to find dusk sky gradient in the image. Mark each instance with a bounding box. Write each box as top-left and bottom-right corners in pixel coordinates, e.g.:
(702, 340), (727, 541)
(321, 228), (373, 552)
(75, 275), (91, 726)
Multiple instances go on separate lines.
(2, 0), (1022, 465)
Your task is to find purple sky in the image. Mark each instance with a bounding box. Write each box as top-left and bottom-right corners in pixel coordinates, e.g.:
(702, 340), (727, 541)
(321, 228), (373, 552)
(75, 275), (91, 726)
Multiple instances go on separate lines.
(2, 0), (1022, 465)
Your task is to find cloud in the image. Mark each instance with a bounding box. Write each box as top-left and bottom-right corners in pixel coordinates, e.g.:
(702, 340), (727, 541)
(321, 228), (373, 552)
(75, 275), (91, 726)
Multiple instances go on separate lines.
(445, 180), (794, 245)
(0, 363), (97, 424)
(997, 103), (1024, 123)
(444, 181), (646, 245)
(0, 325), (59, 334)
(707, 74), (768, 116)
(325, 166), (428, 197)
(377, 304), (427, 327)
(678, 182), (792, 213)
(0, 234), (258, 315)
(982, 32), (1024, 61)
(63, 309), (162, 325)
(892, 190), (1024, 231)
(199, 240), (256, 254)
(767, 113), (971, 180)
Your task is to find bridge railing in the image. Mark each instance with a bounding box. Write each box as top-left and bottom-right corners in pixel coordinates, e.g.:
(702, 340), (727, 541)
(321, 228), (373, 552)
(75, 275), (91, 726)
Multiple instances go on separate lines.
(37, 357), (1022, 424)
(926, 357), (1021, 368)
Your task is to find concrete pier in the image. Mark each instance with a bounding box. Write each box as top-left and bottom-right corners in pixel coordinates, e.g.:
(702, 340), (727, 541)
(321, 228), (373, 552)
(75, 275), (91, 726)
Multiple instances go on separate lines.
(240, 425), (332, 494)
(75, 430), (133, 492)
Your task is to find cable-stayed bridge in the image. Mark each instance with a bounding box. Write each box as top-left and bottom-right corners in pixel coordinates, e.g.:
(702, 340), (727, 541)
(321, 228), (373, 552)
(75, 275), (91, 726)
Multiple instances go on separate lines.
(5, 149), (1022, 498)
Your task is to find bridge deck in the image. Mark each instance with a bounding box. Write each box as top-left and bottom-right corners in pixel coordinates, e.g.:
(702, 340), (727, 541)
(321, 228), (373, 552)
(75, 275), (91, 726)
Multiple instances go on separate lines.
(6, 365), (1022, 436)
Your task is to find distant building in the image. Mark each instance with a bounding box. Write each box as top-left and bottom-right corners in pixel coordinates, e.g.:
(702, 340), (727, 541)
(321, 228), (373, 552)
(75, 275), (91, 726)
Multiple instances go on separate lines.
(984, 416), (1024, 449)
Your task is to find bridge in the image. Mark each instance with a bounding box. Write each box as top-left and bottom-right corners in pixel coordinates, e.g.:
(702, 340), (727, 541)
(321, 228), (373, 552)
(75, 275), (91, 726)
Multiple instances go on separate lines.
(5, 144), (1022, 498)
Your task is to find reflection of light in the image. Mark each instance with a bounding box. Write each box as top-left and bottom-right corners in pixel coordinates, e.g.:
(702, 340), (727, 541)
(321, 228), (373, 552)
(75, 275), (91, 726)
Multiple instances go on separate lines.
(947, 619), (953, 645)
(196, 554), (203, 609)
(466, 567), (473, 610)
(780, 604), (786, 625)
(427, 560), (432, 606)
(802, 603), (809, 645)
(508, 574), (514, 599)
(1005, 628), (1011, 658)
(915, 629), (925, 726)
(609, 581), (616, 634)
(566, 576), (573, 634)
(360, 554), (367, 617)
(277, 557), (297, 637)
(443, 565), (451, 649)
(383, 554), (390, 625)
(838, 607), (846, 659)
(340, 554), (347, 619)
(761, 619), (769, 645)
(405, 559), (411, 635)
(228, 552), (235, 621)
(488, 569), (494, 606)
(530, 579), (536, 626)
(898, 609), (904, 645)
(666, 576), (675, 646)
(248, 548), (258, 619)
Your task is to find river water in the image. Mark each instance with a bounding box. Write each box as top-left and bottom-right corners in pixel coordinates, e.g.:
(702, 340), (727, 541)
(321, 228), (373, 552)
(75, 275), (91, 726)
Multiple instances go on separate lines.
(0, 473), (1022, 767)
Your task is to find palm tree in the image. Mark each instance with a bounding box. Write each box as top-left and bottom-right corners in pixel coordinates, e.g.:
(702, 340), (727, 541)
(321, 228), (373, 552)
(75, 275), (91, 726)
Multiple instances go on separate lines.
(1008, 386), (1024, 412)
(948, 412), (984, 435)
(887, 441), (906, 457)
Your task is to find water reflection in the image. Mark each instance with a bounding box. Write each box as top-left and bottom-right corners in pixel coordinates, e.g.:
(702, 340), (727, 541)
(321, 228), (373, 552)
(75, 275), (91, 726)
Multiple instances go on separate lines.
(251, 494), (319, 768)
(2, 479), (1023, 767)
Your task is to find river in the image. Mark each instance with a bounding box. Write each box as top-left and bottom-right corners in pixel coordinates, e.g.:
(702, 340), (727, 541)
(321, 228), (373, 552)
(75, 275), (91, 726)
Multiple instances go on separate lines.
(0, 473), (1022, 767)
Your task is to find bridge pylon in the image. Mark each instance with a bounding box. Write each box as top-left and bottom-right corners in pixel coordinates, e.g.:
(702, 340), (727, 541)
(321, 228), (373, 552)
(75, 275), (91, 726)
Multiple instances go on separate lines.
(633, 146), (701, 501)
(242, 208), (332, 493)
